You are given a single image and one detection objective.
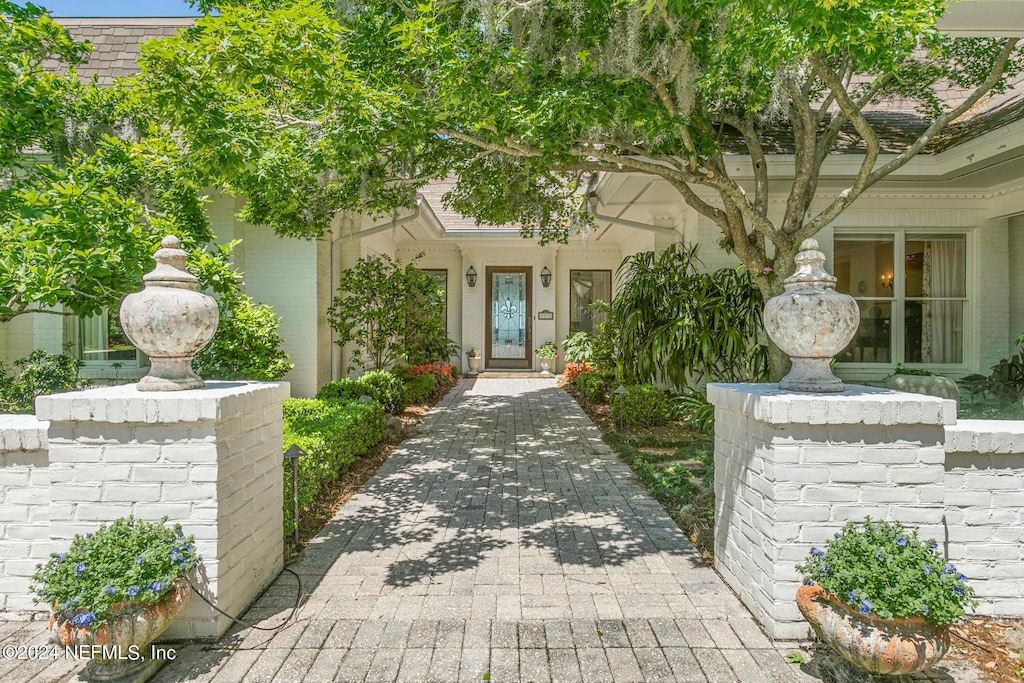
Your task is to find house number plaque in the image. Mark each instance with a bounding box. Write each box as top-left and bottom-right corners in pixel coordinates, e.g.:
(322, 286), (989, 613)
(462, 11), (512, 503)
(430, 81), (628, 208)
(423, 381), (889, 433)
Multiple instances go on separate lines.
(537, 310), (554, 320)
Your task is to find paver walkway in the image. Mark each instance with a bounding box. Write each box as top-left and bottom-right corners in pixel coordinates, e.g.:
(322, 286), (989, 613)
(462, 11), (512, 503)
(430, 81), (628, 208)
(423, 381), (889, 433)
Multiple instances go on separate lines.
(0, 378), (980, 682)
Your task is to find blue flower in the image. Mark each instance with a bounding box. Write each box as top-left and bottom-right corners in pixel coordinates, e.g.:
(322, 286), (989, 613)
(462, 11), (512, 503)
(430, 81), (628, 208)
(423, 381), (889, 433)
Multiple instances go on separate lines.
(859, 600), (872, 615)
(127, 587), (139, 597)
(803, 580), (815, 586)
(834, 533), (840, 539)
(897, 537), (908, 547)
(954, 586), (965, 596)
(924, 565), (931, 574)
(946, 563), (957, 574)
(74, 563), (86, 576)
(957, 573), (967, 583)
(847, 591), (856, 602)
(170, 550), (179, 562)
(820, 564), (828, 573)
(875, 549), (883, 560)
(149, 582), (163, 592)
(923, 604), (929, 616)
(930, 540), (939, 551)
(55, 552), (67, 561)
(135, 555), (143, 564)
(810, 547), (823, 557)
(106, 586), (115, 596)
(70, 612), (96, 628)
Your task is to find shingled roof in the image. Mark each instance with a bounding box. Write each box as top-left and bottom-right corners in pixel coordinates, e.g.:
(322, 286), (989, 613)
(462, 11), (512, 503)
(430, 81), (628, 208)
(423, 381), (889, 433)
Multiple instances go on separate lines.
(53, 18), (193, 86)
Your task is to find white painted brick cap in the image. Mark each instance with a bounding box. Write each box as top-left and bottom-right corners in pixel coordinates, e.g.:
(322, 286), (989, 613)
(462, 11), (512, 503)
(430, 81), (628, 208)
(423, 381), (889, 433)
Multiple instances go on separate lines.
(708, 383), (956, 426)
(946, 420), (1024, 454)
(0, 415), (49, 451)
(36, 382), (290, 424)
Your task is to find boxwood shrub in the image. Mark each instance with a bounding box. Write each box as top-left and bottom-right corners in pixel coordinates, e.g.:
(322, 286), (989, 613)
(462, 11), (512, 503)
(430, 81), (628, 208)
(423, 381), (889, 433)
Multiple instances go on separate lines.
(282, 398), (385, 535)
(358, 370), (406, 414)
(315, 372), (406, 415)
(611, 383), (671, 427)
(403, 374), (436, 405)
(576, 372), (608, 404)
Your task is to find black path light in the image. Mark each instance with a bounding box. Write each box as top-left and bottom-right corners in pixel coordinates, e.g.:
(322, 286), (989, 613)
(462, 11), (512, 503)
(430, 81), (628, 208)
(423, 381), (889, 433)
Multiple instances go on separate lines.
(284, 444), (306, 546)
(613, 384), (628, 432)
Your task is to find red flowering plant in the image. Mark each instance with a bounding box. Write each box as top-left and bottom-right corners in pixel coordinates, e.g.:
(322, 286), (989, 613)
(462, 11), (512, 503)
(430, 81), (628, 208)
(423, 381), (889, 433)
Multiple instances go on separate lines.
(562, 361), (593, 384)
(401, 362), (456, 386)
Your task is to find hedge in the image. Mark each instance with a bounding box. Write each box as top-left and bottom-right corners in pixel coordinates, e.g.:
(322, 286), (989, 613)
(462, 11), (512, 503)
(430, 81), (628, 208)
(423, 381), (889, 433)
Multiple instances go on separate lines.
(316, 371), (406, 415)
(282, 398), (385, 535)
(610, 383), (672, 427)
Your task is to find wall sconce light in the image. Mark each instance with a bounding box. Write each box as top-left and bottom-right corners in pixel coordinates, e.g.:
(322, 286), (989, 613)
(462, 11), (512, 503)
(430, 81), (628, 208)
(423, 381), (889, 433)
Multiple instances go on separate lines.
(466, 266), (477, 288)
(540, 266), (552, 288)
(881, 274), (893, 289)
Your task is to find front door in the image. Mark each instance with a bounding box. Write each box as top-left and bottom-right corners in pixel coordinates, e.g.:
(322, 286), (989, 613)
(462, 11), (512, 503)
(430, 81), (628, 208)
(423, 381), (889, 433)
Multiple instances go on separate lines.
(486, 266), (532, 369)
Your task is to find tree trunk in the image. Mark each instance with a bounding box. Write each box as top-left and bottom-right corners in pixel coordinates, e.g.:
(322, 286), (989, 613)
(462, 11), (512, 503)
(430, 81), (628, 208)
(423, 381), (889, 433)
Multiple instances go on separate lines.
(756, 250), (797, 383)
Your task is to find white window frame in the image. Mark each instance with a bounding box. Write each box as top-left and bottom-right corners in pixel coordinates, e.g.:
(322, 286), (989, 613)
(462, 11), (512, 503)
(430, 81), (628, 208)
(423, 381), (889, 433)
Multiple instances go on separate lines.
(68, 310), (147, 369)
(834, 227), (972, 372)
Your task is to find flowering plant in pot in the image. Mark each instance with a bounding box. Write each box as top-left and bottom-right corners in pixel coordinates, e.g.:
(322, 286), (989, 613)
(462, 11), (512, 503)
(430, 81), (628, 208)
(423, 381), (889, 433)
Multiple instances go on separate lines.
(31, 517), (199, 681)
(796, 518), (977, 675)
(536, 342), (559, 359)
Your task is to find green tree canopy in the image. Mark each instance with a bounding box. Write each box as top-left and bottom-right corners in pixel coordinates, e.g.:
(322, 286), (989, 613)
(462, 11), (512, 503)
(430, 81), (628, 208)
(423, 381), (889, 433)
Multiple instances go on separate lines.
(140, 0), (1022, 377)
(0, 1), (220, 323)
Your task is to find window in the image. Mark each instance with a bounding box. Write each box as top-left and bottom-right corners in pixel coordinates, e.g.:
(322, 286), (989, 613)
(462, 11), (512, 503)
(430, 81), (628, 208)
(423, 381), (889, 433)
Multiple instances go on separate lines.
(834, 232), (967, 365)
(67, 310), (142, 366)
(569, 270), (612, 334)
(423, 269), (447, 332)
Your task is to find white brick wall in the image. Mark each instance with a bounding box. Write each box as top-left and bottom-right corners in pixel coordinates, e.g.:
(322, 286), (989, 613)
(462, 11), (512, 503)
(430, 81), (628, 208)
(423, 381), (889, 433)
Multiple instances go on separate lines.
(0, 415), (50, 619)
(26, 381), (289, 639)
(711, 383), (1024, 640)
(944, 419), (1024, 617)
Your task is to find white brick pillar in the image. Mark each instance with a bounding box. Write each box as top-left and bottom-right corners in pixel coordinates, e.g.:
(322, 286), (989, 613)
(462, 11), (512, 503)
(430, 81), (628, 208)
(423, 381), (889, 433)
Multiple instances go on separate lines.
(0, 415), (50, 619)
(36, 381), (289, 640)
(708, 383), (955, 640)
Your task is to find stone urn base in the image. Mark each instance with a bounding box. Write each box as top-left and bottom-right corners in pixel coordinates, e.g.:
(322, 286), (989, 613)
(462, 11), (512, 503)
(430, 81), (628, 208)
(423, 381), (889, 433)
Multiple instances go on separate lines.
(51, 581), (191, 682)
(467, 356), (483, 375)
(797, 584), (950, 676)
(539, 360), (551, 376)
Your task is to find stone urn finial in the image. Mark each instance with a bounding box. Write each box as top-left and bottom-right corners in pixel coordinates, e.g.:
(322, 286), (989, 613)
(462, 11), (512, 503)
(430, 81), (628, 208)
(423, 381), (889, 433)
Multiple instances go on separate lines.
(763, 238), (859, 392)
(119, 236), (219, 391)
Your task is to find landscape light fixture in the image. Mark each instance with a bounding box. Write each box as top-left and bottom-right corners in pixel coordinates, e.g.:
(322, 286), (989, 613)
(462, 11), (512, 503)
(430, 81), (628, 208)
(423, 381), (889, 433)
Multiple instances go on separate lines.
(540, 266), (552, 288)
(466, 266), (477, 288)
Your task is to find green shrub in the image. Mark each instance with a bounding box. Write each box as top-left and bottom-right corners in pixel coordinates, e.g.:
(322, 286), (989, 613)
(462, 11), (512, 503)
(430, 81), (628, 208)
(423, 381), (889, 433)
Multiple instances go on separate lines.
(359, 370), (406, 414)
(315, 378), (367, 402)
(672, 389), (715, 435)
(193, 291), (292, 381)
(576, 372), (608, 404)
(403, 374), (436, 405)
(282, 398), (385, 535)
(0, 350), (89, 414)
(562, 331), (595, 363)
(611, 383), (671, 427)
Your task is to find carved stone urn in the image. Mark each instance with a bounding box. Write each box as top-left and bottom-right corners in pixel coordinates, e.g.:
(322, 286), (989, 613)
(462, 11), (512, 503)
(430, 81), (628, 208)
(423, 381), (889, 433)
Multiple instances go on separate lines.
(763, 239), (859, 392)
(119, 236), (218, 391)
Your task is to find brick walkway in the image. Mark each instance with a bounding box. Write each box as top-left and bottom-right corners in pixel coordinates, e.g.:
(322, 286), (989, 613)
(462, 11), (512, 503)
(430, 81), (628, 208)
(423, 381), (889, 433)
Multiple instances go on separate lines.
(1, 378), (980, 682)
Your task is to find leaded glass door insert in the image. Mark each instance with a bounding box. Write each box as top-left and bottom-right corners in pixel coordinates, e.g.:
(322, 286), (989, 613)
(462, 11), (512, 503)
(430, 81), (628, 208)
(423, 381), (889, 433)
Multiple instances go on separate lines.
(486, 267), (532, 369)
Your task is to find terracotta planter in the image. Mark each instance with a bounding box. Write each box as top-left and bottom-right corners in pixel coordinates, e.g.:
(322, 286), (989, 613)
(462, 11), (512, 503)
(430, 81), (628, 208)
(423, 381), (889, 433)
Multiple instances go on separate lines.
(797, 583), (950, 675)
(51, 580), (191, 682)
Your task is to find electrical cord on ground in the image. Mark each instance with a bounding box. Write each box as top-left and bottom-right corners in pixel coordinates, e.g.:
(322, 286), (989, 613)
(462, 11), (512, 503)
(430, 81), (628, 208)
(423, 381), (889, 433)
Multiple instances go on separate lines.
(184, 567), (303, 632)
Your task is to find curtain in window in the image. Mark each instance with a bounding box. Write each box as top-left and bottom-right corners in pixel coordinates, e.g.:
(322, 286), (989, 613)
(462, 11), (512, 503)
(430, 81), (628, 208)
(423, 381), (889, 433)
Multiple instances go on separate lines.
(921, 239), (965, 363)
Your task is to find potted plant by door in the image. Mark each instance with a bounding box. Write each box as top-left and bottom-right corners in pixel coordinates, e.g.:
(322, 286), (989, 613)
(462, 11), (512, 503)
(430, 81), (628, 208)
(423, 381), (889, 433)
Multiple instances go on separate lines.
(466, 347), (483, 375)
(796, 518), (977, 676)
(32, 517), (200, 682)
(536, 342), (559, 375)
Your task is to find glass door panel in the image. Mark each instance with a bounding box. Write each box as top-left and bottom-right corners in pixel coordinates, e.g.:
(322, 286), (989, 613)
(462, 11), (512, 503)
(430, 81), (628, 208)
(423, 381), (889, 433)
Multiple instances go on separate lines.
(486, 267), (532, 368)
